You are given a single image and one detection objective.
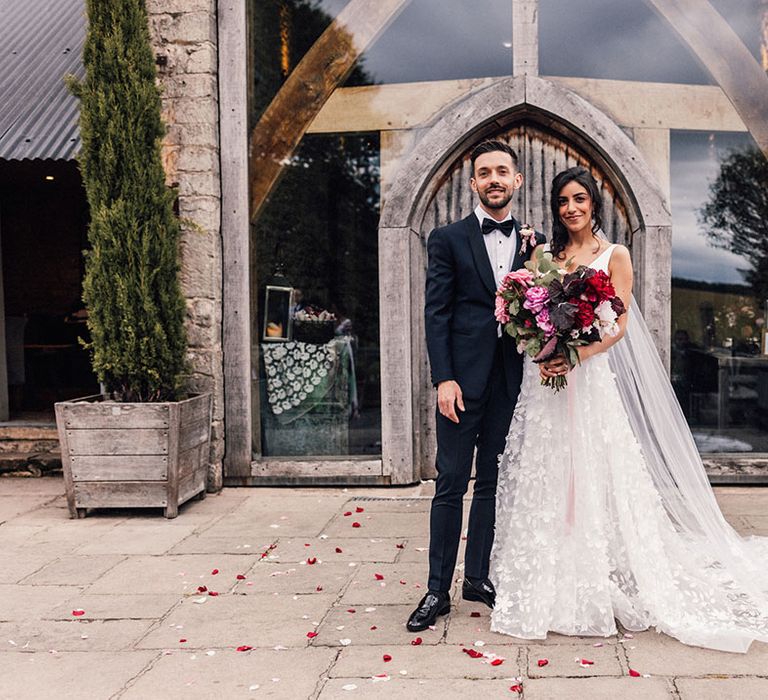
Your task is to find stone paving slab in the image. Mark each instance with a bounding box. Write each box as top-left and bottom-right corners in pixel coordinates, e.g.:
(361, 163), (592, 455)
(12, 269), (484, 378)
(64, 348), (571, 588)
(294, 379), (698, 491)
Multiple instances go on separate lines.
(258, 537), (405, 564)
(168, 534), (275, 555)
(320, 511), (440, 539)
(0, 553), (56, 583)
(522, 676), (674, 699)
(523, 642), (624, 677)
(0, 650), (157, 699)
(0, 495), (57, 521)
(318, 678), (525, 698)
(312, 604), (445, 647)
(47, 593), (182, 620)
(238, 561), (355, 596)
(121, 648), (338, 699)
(623, 631), (768, 676)
(676, 677), (768, 699)
(137, 593), (337, 649)
(342, 563), (428, 605)
(85, 554), (259, 595)
(330, 644), (523, 679)
(21, 554), (125, 585)
(76, 524), (200, 555)
(0, 584), (82, 622)
(0, 619), (153, 652)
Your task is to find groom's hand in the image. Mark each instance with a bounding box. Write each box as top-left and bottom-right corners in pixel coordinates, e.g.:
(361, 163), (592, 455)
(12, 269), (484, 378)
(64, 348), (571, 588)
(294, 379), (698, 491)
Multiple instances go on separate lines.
(437, 380), (465, 423)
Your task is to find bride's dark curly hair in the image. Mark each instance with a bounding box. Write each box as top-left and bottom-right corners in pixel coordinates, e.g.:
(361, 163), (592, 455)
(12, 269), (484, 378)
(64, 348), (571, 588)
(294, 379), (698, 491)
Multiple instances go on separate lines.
(550, 167), (603, 260)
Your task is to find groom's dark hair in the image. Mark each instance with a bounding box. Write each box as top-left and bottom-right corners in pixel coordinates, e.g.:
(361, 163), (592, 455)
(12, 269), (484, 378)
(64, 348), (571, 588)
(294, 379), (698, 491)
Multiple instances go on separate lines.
(470, 140), (519, 173)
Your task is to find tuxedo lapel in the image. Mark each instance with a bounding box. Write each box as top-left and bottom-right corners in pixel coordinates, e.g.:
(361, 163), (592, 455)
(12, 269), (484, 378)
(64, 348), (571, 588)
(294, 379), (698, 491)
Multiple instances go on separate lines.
(466, 215), (498, 296)
(509, 219), (528, 271)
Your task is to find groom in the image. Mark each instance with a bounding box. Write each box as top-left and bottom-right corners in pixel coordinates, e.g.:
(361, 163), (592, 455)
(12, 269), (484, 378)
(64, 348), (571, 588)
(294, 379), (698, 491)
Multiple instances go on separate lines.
(407, 140), (545, 632)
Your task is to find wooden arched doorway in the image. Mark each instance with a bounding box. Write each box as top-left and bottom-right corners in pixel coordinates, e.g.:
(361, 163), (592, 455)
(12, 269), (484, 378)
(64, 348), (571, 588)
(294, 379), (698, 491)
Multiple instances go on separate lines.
(378, 75), (671, 482)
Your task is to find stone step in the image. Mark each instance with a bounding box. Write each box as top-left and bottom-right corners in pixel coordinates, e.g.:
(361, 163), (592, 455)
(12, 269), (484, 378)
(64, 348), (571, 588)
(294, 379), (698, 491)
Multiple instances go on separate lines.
(0, 450), (62, 476)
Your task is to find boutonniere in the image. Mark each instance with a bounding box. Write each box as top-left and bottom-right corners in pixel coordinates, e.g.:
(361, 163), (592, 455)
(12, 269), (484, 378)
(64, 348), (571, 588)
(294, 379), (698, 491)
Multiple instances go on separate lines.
(519, 224), (537, 254)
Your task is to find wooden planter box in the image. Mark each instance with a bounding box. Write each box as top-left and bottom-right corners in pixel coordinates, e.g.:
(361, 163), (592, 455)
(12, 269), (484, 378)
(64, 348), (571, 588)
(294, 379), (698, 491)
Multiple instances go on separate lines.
(55, 393), (212, 519)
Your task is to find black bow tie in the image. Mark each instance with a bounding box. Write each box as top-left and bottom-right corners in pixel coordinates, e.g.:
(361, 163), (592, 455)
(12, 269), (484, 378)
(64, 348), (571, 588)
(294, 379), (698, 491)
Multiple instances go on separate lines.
(481, 218), (515, 237)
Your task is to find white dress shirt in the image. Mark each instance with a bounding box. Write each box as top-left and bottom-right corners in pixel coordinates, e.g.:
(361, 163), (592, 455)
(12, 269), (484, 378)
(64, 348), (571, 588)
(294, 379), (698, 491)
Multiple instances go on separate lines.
(474, 205), (518, 289)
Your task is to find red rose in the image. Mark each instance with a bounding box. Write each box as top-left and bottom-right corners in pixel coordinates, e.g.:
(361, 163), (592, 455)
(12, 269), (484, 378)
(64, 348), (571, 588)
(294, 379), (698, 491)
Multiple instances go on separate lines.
(587, 270), (615, 301)
(576, 299), (596, 327)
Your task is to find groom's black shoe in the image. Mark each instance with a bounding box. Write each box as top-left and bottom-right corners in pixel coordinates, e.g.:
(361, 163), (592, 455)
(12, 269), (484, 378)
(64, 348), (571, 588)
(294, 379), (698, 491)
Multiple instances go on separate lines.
(406, 591), (451, 632)
(462, 577), (496, 609)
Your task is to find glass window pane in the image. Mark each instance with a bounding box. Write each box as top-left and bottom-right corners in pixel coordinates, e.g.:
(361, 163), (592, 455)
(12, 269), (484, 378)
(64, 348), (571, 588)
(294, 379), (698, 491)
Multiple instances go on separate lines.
(539, 0), (713, 84)
(344, 0), (513, 85)
(710, 0), (765, 65)
(252, 133), (382, 457)
(670, 130), (768, 454)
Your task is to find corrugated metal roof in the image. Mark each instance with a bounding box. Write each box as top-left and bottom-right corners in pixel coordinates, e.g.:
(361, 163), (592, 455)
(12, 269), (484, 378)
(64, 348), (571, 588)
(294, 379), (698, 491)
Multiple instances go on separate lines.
(0, 0), (85, 161)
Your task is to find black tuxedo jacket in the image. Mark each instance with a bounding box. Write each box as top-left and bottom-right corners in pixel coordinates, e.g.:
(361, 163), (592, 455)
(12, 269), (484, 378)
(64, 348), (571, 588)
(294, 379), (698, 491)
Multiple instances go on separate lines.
(424, 213), (546, 401)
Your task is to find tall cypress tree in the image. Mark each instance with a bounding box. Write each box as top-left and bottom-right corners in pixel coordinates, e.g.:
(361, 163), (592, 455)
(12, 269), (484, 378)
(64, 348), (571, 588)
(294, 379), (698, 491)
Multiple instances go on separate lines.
(68, 0), (187, 402)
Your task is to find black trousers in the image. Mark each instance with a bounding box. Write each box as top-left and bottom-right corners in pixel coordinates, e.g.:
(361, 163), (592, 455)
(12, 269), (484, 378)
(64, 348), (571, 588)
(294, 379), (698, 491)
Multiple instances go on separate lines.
(427, 343), (517, 592)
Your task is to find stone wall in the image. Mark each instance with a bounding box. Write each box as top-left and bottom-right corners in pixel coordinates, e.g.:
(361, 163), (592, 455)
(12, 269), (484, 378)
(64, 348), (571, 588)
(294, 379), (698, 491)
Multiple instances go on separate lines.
(146, 0), (224, 490)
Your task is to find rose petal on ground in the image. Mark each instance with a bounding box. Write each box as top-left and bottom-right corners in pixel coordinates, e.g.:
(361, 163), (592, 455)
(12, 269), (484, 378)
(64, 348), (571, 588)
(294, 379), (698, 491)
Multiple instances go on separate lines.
(306, 632), (318, 638)
(537, 659), (548, 667)
(580, 659), (594, 665)
(383, 654), (392, 662)
(461, 648), (483, 659)
(347, 608), (356, 613)
(490, 659), (504, 666)
(316, 586), (323, 592)
(236, 574), (246, 580)
(374, 573), (384, 581)
(343, 512), (352, 517)
(510, 684), (523, 694)
(396, 543), (405, 549)
(236, 645), (253, 652)
(411, 637), (423, 646)
(211, 569), (219, 575)
(71, 610), (85, 617)
(352, 522), (361, 528)
(197, 585), (208, 593)
(335, 547), (343, 554)
(370, 626), (377, 630)
(208, 591), (219, 597)
(355, 507), (364, 513)
(179, 639), (187, 643)
(629, 669), (641, 677)
(307, 557), (317, 565)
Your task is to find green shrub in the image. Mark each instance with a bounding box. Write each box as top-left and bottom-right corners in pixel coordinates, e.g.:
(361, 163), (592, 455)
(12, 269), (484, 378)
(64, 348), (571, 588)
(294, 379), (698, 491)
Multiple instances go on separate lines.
(68, 0), (187, 402)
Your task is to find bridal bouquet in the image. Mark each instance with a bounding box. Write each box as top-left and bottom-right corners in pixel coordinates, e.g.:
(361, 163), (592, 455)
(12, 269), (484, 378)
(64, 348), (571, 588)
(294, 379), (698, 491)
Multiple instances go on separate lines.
(494, 252), (626, 391)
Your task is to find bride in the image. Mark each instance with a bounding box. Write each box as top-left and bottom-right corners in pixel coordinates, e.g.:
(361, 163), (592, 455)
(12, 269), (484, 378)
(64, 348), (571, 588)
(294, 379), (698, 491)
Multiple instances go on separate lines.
(489, 166), (768, 653)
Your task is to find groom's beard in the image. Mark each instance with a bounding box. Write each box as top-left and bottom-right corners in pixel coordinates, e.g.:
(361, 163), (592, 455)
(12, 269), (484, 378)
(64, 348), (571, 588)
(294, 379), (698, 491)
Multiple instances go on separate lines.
(478, 186), (514, 210)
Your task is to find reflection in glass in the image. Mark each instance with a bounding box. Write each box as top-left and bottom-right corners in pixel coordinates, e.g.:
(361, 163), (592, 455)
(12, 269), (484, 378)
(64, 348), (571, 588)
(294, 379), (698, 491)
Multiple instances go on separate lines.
(670, 131), (768, 453)
(252, 133), (381, 457)
(262, 285), (294, 342)
(539, 0), (713, 84)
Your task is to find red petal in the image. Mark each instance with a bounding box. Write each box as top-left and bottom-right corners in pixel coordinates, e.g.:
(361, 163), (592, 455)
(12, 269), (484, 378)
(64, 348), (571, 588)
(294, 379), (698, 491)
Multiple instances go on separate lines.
(411, 637), (423, 646)
(236, 645), (253, 652)
(304, 543), (311, 547)
(629, 669), (641, 677)
(491, 659), (504, 666)
(72, 610), (85, 617)
(179, 639), (187, 643)
(306, 632), (318, 638)
(396, 543), (405, 549)
(355, 507), (364, 513)
(335, 547), (343, 554)
(399, 580), (407, 585)
(510, 684), (523, 694)
(307, 557), (317, 565)
(316, 586), (323, 592)
(374, 573), (384, 581)
(236, 574), (246, 580)
(370, 626), (377, 630)
(211, 569), (219, 575)
(537, 659), (548, 667)
(383, 654), (392, 662)
(470, 612), (481, 618)
(343, 511), (352, 517)
(352, 522), (361, 528)
(208, 591), (219, 596)
(197, 585), (208, 593)
(461, 648), (484, 659)
(347, 608), (356, 613)
(580, 659), (594, 665)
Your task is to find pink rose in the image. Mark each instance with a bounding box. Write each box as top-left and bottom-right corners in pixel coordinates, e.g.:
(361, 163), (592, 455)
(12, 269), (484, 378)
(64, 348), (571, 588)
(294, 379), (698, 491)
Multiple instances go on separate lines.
(494, 295), (510, 323)
(502, 268), (534, 289)
(535, 307), (556, 337)
(523, 286), (550, 313)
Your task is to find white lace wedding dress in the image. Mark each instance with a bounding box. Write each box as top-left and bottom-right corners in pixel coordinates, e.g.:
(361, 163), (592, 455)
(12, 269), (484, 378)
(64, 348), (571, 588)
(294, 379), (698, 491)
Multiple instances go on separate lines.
(490, 245), (768, 653)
